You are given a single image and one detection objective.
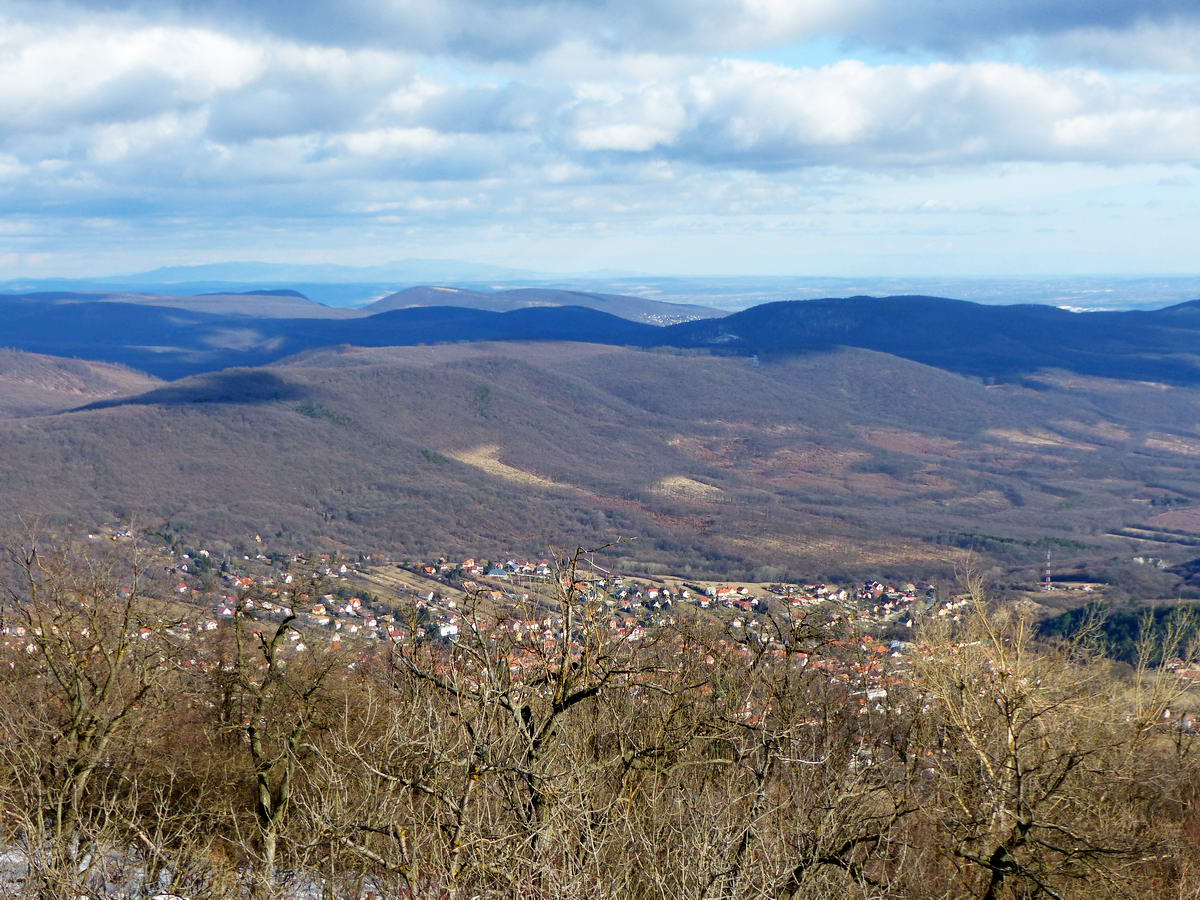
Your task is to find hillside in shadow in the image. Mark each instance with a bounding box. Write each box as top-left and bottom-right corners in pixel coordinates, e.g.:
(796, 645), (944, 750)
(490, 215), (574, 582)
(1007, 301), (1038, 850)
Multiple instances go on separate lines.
(660, 296), (1200, 384)
(76, 370), (308, 410)
(3, 293), (1200, 386)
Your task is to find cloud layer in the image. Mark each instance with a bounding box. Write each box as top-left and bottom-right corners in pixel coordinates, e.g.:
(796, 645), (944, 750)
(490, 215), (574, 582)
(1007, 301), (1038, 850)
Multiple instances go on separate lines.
(45, 0), (1200, 62)
(2, 0), (1199, 275)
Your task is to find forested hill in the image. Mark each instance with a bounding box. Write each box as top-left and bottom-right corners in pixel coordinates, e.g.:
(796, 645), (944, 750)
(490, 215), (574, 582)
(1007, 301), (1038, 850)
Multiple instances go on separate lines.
(659, 295), (1200, 383)
(362, 285), (718, 323)
(0, 299), (661, 378)
(3, 340), (1200, 579)
(1, 292), (1199, 384)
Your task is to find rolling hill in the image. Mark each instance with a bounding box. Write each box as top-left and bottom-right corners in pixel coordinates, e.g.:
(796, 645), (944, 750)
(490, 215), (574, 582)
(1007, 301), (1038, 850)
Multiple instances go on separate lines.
(660, 296), (1200, 384)
(0, 349), (161, 417)
(0, 283), (715, 326)
(361, 286), (719, 324)
(0, 298), (665, 378)
(2, 341), (1198, 583)
(0, 288), (353, 318)
(3, 292), (1200, 385)
(2, 291), (1200, 585)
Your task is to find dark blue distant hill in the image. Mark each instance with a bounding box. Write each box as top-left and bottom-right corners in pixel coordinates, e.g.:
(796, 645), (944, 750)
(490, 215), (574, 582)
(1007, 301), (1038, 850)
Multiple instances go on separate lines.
(196, 288), (311, 299)
(659, 295), (1200, 384)
(0, 299), (660, 378)
(362, 285), (718, 323)
(2, 292), (1199, 384)
(1156, 298), (1200, 316)
(279, 305), (660, 356)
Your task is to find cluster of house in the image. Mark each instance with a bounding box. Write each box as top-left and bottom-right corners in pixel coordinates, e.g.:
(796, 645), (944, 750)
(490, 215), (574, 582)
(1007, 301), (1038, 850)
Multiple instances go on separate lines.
(417, 557), (554, 580)
(33, 537), (953, 712)
(1157, 669), (1200, 733)
(0, 530), (1069, 731)
(844, 581), (943, 629)
(0, 611), (224, 664)
(163, 546), (961, 667)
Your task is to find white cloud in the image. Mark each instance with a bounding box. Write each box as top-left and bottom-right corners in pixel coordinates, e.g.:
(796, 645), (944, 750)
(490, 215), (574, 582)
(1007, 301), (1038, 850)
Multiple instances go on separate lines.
(2, 40), (1199, 227)
(339, 127), (450, 157)
(0, 154), (29, 180)
(553, 59), (1200, 168)
(86, 111), (207, 165)
(2, 0), (1200, 275)
(570, 85), (688, 151)
(30, 0), (1200, 67)
(0, 22), (263, 133)
(0, 219), (39, 234)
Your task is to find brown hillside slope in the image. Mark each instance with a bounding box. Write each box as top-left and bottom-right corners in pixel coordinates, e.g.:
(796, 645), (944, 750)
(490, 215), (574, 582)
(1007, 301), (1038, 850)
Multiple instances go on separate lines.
(1, 342), (1198, 578)
(0, 349), (161, 417)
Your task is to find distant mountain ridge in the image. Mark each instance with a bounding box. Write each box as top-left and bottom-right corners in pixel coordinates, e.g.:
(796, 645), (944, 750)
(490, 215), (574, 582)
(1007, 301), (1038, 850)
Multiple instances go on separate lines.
(111, 259), (542, 284)
(0, 283), (717, 325)
(0, 288), (357, 320)
(363, 285), (718, 324)
(661, 295), (1200, 383)
(197, 289), (311, 299)
(1, 292), (1199, 384)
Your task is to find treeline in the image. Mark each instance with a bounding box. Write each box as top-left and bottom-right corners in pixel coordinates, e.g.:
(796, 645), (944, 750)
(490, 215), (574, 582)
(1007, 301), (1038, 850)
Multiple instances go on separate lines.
(1, 540), (1200, 898)
(1038, 601), (1200, 665)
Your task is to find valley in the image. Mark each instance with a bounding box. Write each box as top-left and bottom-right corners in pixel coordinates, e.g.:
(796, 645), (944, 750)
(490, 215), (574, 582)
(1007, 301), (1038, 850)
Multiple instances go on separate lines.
(1, 331), (1197, 596)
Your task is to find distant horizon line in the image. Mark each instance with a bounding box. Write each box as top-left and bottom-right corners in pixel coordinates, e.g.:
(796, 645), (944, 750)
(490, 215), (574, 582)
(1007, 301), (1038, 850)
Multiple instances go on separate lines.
(4, 267), (1200, 284)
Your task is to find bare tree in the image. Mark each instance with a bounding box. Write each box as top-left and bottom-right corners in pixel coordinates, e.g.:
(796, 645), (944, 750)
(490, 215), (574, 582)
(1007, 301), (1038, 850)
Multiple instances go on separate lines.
(205, 590), (348, 896)
(0, 535), (184, 896)
(912, 576), (1165, 899)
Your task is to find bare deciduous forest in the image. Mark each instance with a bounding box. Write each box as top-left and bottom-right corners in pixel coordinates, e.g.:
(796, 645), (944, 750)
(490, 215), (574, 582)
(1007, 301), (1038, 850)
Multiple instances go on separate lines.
(4, 342), (1200, 583)
(2, 537), (1200, 899)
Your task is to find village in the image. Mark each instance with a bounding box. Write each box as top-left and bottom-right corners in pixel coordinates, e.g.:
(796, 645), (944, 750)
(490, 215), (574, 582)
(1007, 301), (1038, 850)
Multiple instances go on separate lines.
(2, 521), (1200, 899)
(19, 523), (1189, 729)
(8, 524), (1006, 713)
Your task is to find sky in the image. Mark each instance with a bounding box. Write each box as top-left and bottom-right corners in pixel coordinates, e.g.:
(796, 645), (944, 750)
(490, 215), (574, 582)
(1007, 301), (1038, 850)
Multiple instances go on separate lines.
(2, 0), (1199, 278)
